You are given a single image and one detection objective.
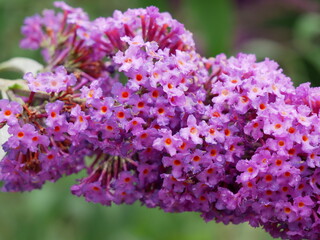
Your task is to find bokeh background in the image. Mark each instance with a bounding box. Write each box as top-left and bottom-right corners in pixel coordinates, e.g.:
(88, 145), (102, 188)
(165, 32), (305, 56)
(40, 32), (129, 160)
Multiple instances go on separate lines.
(0, 0), (320, 239)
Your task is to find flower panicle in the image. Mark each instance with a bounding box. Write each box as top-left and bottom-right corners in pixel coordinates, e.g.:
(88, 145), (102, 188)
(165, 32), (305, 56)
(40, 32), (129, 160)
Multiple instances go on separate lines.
(1, 2), (320, 240)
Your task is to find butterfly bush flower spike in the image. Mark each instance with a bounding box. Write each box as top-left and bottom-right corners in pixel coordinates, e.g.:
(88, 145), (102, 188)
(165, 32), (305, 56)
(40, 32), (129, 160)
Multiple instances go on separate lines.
(0, 2), (319, 240)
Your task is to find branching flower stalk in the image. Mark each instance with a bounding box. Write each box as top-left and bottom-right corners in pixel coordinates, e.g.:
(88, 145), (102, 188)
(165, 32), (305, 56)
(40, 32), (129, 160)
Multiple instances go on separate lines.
(1, 2), (320, 240)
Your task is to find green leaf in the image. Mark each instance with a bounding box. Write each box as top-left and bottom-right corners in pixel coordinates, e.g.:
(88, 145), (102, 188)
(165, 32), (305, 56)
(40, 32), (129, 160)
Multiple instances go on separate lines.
(0, 78), (28, 91)
(0, 57), (43, 75)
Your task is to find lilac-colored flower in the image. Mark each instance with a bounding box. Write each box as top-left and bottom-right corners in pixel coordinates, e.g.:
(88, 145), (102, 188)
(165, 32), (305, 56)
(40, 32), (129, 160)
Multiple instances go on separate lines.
(133, 128), (158, 150)
(68, 105), (88, 135)
(113, 46), (144, 72)
(24, 66), (76, 93)
(90, 97), (114, 121)
(7, 124), (36, 149)
(180, 115), (203, 145)
(111, 82), (133, 103)
(125, 117), (146, 134)
(236, 160), (260, 182)
(150, 97), (176, 126)
(45, 100), (66, 127)
(186, 149), (208, 174)
(0, 99), (22, 126)
(80, 80), (103, 103)
(293, 196), (314, 218)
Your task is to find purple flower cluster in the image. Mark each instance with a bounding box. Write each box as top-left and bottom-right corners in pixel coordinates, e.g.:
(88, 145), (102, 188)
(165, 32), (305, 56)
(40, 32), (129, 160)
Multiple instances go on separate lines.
(1, 2), (320, 239)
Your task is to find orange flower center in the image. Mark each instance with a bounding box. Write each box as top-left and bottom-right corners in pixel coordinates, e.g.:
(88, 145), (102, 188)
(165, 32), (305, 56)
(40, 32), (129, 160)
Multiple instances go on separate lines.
(193, 156), (200, 162)
(121, 92), (129, 98)
(259, 104), (266, 110)
(288, 127), (296, 134)
(136, 74), (143, 81)
(158, 108), (165, 114)
(32, 136), (39, 142)
(117, 112), (125, 118)
(265, 175), (272, 182)
(173, 160), (181, 166)
(124, 177), (131, 183)
(247, 167), (254, 173)
(140, 133), (148, 139)
(284, 207), (291, 214)
(165, 138), (172, 145)
(17, 132), (24, 138)
(137, 102), (144, 108)
(190, 127), (197, 134)
(101, 106), (108, 113)
(4, 110), (11, 116)
(210, 149), (217, 157)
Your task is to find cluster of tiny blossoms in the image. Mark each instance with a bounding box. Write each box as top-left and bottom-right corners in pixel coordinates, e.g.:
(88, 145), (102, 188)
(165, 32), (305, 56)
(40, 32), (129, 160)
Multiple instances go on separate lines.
(1, 2), (320, 239)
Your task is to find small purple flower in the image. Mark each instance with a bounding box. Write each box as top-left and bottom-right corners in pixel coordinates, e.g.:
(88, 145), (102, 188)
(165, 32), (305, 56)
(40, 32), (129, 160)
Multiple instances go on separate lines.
(162, 153), (187, 178)
(111, 82), (133, 103)
(90, 97), (114, 121)
(125, 117), (146, 134)
(81, 80), (103, 103)
(113, 46), (144, 72)
(68, 105), (88, 135)
(7, 124), (36, 149)
(28, 131), (50, 152)
(45, 101), (66, 127)
(293, 196), (314, 218)
(0, 99), (22, 126)
(137, 163), (158, 186)
(236, 160), (260, 182)
(180, 115), (203, 145)
(153, 129), (182, 156)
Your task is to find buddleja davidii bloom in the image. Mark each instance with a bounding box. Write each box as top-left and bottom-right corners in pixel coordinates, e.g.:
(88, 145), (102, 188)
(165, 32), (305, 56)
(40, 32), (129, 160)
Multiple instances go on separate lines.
(91, 6), (195, 56)
(203, 53), (320, 240)
(14, 4), (320, 239)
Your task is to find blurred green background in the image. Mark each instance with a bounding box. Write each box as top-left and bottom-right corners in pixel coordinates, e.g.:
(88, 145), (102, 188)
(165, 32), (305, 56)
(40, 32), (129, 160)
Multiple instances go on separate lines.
(1, 0), (320, 239)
